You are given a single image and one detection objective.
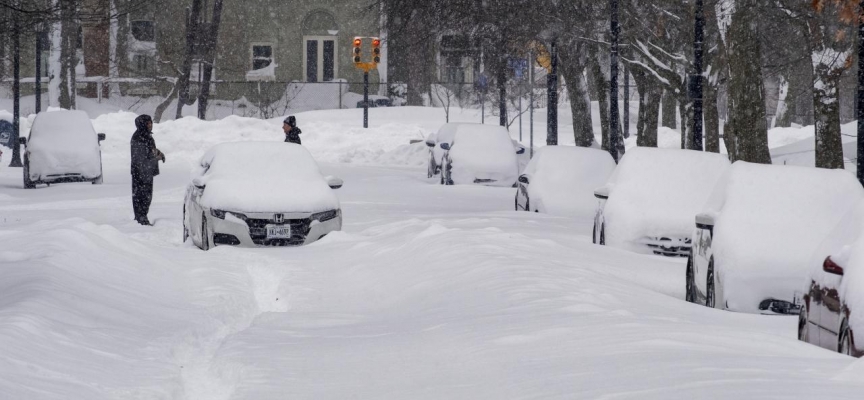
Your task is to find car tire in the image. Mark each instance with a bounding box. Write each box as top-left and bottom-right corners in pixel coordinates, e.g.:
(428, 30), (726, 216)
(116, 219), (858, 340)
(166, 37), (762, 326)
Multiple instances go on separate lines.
(706, 259), (716, 308)
(599, 223), (606, 246)
(798, 305), (809, 342)
(201, 215), (211, 251)
(685, 252), (696, 303)
(592, 222), (597, 244)
(182, 206), (189, 243)
(839, 321), (853, 356)
(23, 157), (35, 189)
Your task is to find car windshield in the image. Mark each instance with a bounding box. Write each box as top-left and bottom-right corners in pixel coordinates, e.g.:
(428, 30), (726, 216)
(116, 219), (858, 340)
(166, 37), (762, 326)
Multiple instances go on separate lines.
(199, 142), (322, 183)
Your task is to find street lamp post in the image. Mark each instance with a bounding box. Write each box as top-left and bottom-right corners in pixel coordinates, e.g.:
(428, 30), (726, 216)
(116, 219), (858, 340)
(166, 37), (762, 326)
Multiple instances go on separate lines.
(9, 3), (23, 168)
(857, 0), (864, 186)
(35, 22), (44, 114)
(547, 39), (558, 146)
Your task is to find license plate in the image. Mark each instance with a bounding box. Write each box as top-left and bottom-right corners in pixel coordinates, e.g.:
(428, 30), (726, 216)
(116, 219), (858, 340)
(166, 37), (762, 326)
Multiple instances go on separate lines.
(266, 224), (291, 239)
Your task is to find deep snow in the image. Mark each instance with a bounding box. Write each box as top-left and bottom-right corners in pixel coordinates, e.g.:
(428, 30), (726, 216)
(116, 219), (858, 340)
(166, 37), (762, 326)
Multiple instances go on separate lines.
(0, 106), (863, 399)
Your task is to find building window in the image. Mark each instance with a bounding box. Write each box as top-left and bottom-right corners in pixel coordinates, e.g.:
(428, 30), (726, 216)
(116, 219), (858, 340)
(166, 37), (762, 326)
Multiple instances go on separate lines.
(303, 36), (337, 83)
(440, 34), (473, 83)
(133, 54), (150, 74)
(131, 20), (155, 42)
(251, 44), (273, 70)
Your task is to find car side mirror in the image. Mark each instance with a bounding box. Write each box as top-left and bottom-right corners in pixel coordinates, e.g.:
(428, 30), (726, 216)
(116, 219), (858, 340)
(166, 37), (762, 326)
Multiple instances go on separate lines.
(98, 133), (106, 142)
(18, 137), (26, 145)
(518, 175), (529, 184)
(593, 186), (610, 200)
(326, 176), (343, 189)
(695, 212), (716, 228)
(823, 257), (845, 276)
(516, 147), (526, 155)
(425, 140), (436, 148)
(439, 143), (451, 151)
(192, 177), (206, 189)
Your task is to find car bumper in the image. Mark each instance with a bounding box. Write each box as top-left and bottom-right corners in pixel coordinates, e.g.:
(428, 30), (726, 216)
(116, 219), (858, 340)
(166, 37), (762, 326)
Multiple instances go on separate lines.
(210, 212), (342, 247)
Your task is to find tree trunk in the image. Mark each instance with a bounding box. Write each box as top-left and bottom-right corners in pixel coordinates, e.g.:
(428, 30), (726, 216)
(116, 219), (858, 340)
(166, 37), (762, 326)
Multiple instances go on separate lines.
(640, 89), (661, 147)
(725, 0), (771, 164)
(813, 67), (845, 169)
(558, 44), (595, 147)
(661, 90), (677, 128)
(59, 0), (76, 109)
(679, 100), (692, 150)
(197, 0), (224, 120)
(704, 81), (720, 153)
(176, 0), (203, 119)
(588, 54), (610, 150)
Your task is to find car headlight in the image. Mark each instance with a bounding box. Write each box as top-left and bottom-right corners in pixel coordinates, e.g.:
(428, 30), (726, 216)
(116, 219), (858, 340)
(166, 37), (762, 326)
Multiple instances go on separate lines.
(210, 209), (226, 219)
(227, 212), (247, 221)
(311, 209), (340, 222)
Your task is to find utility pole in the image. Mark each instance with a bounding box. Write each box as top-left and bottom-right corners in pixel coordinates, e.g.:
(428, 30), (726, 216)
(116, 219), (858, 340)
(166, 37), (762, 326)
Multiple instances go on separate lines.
(609, 0), (622, 162)
(547, 39), (558, 146)
(858, 0), (864, 186)
(9, 3), (22, 168)
(691, 0), (705, 151)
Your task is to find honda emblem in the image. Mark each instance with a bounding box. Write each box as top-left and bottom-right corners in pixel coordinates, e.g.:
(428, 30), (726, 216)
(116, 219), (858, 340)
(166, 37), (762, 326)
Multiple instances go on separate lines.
(274, 214), (284, 224)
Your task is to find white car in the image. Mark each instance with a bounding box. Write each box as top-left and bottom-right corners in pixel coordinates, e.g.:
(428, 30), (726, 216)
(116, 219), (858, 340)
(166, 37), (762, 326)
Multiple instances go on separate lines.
(183, 142), (344, 250)
(437, 123), (524, 186)
(687, 162), (863, 314)
(593, 147), (730, 257)
(21, 110), (106, 188)
(516, 146), (616, 217)
(799, 202), (864, 356)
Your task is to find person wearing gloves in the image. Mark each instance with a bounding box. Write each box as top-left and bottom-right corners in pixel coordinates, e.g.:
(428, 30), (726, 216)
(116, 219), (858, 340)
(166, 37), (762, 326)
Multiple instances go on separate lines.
(283, 115), (302, 144)
(130, 114), (165, 225)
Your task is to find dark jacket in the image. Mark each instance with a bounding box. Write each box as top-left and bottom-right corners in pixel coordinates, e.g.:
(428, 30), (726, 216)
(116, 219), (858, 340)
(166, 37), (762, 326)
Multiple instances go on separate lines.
(285, 126), (302, 145)
(130, 116), (161, 180)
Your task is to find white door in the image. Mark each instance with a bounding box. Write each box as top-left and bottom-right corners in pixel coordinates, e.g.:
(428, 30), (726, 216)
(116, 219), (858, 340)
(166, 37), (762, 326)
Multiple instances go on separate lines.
(303, 36), (337, 82)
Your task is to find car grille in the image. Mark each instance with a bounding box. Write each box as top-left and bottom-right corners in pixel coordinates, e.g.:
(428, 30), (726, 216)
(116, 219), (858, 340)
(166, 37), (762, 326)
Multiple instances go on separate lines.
(244, 217), (311, 246)
(642, 236), (692, 257)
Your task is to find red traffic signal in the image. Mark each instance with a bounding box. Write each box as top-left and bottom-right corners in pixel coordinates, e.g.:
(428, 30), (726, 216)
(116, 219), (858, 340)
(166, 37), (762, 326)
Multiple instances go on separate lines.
(372, 38), (381, 64)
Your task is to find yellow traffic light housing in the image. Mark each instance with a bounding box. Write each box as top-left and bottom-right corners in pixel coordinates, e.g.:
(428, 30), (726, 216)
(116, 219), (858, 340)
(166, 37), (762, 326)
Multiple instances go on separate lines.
(351, 37), (381, 73)
(372, 38), (381, 64)
(352, 38), (363, 64)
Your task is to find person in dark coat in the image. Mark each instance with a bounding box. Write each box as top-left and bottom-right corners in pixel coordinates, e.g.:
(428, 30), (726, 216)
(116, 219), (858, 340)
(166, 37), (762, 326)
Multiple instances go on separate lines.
(130, 114), (164, 225)
(283, 115), (302, 144)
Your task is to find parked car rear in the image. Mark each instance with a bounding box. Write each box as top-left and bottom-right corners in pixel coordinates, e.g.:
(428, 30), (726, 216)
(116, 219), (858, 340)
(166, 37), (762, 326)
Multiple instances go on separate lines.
(21, 110), (106, 188)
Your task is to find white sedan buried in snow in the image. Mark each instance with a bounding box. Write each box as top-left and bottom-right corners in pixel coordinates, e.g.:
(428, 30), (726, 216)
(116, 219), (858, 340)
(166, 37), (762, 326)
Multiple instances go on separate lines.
(438, 123), (524, 186)
(687, 162), (864, 315)
(516, 146), (616, 216)
(592, 147), (729, 257)
(183, 142), (344, 250)
(21, 110), (106, 188)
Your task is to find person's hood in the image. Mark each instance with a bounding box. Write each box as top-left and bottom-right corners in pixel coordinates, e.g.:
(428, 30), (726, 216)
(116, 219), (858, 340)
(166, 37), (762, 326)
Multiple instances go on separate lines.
(135, 115), (152, 132)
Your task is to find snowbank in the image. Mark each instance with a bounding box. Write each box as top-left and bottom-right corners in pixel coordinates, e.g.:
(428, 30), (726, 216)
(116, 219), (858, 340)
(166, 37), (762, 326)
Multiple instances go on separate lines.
(711, 162), (864, 312)
(195, 142), (339, 213)
(522, 146), (616, 216)
(603, 147), (730, 253)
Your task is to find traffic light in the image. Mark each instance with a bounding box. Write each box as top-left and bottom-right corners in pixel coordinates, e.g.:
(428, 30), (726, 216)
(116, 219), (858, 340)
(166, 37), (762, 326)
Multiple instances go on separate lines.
(371, 38), (381, 64)
(353, 38), (362, 64)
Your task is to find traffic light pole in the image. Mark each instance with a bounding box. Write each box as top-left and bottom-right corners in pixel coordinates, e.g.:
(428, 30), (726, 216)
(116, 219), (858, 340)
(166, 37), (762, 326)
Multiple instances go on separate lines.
(363, 71), (369, 129)
(547, 40), (558, 146)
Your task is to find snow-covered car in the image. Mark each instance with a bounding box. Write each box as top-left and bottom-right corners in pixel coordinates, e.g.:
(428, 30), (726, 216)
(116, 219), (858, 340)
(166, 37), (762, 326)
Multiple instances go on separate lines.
(20, 110), (106, 188)
(183, 142), (344, 250)
(436, 123), (524, 186)
(592, 147), (729, 257)
(516, 146), (616, 216)
(687, 162), (863, 315)
(426, 123), (527, 180)
(799, 203), (864, 357)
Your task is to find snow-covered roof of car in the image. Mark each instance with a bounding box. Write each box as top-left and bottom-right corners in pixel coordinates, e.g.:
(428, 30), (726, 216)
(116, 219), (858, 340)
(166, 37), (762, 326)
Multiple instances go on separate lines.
(194, 141), (339, 213)
(448, 124), (519, 185)
(603, 147), (730, 248)
(26, 110), (103, 178)
(523, 146), (616, 216)
(711, 162), (864, 312)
